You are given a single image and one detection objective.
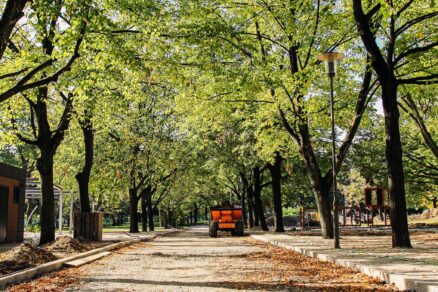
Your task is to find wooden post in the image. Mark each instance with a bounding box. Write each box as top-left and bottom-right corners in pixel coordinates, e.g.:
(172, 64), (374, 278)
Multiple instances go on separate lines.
(69, 191), (74, 234)
(74, 212), (103, 241)
(59, 192), (63, 235)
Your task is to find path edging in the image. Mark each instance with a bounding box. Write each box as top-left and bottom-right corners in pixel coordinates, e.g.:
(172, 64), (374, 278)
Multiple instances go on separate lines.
(250, 234), (438, 292)
(0, 231), (177, 289)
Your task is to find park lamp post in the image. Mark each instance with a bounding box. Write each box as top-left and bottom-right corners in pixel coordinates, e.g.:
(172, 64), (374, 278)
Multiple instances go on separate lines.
(317, 51), (344, 249)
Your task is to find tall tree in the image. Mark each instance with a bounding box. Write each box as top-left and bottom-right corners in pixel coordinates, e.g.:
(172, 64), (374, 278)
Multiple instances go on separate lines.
(352, 0), (437, 247)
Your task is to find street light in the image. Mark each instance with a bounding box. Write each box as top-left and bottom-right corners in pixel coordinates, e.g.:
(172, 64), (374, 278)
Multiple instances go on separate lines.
(317, 51), (344, 249)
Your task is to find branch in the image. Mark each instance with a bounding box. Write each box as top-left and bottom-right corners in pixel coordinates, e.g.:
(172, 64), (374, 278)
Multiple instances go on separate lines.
(155, 168), (177, 185)
(278, 108), (301, 144)
(397, 0), (415, 16)
(395, 12), (438, 36)
(260, 180), (272, 189)
(0, 0), (28, 59)
(394, 41), (438, 64)
(366, 3), (381, 19)
(353, 0), (390, 81)
(303, 0), (320, 69)
(399, 94), (438, 159)
(0, 31), (84, 103)
(0, 67), (29, 80)
(398, 73), (438, 84)
(16, 133), (39, 145)
(332, 63), (373, 175)
(51, 92), (74, 150)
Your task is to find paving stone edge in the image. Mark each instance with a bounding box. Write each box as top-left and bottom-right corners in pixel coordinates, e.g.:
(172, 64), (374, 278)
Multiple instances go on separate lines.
(0, 230), (178, 289)
(250, 234), (438, 292)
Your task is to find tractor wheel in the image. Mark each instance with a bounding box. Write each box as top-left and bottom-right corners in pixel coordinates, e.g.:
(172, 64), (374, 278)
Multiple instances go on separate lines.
(236, 220), (244, 236)
(209, 222), (218, 238)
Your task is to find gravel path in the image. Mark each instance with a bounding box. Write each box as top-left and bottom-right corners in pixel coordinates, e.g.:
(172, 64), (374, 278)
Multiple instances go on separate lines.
(8, 226), (394, 291)
(68, 226), (270, 291)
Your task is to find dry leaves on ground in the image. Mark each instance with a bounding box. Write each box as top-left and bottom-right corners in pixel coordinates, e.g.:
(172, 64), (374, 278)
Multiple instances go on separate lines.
(246, 239), (397, 291)
(5, 268), (80, 292)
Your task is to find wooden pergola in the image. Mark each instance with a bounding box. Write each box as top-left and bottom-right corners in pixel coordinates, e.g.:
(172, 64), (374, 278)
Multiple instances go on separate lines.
(25, 178), (76, 234)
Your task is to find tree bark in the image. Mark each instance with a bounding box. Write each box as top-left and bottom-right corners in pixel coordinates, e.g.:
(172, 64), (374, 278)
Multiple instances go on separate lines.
(432, 198), (437, 209)
(129, 188), (139, 233)
(253, 167), (268, 231)
(249, 184), (259, 226)
(382, 82), (411, 247)
(147, 193), (154, 231)
(37, 150), (55, 244)
(247, 196), (254, 228)
(268, 152), (284, 232)
(194, 203), (198, 224)
(75, 114), (93, 213)
(141, 190), (147, 232)
(0, 0), (28, 60)
(240, 189), (247, 229)
(168, 210), (173, 228)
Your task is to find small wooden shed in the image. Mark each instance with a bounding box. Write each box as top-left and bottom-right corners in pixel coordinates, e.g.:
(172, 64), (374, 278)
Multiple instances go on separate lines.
(0, 163), (26, 243)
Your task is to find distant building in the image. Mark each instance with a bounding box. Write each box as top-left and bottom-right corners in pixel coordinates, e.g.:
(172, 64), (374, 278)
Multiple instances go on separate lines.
(0, 163), (26, 243)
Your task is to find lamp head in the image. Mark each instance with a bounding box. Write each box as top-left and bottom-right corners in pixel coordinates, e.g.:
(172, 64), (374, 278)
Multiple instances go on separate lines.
(317, 52), (344, 77)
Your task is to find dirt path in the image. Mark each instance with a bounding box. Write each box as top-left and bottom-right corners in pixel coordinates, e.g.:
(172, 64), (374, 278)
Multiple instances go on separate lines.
(8, 226), (395, 291)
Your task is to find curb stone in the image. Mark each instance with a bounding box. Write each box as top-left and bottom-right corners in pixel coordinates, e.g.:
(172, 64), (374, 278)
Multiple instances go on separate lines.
(0, 230), (179, 289)
(250, 234), (438, 292)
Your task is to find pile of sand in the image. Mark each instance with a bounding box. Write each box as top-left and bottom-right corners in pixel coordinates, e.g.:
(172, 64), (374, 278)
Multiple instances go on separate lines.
(1, 243), (57, 266)
(46, 236), (89, 254)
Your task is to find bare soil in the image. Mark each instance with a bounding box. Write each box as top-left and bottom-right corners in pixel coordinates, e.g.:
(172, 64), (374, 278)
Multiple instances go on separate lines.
(7, 226), (395, 291)
(0, 243), (57, 276)
(0, 237), (115, 277)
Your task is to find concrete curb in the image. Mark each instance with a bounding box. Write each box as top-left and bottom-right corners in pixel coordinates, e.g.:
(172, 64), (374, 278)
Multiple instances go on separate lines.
(0, 230), (178, 289)
(251, 234), (438, 292)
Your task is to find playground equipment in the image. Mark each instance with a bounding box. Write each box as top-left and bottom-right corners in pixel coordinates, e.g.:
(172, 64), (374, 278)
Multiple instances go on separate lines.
(301, 186), (392, 229)
(300, 207), (320, 228)
(209, 205), (244, 237)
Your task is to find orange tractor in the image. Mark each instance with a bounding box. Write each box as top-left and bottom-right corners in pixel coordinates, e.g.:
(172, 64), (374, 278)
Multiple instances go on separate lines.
(209, 205), (244, 237)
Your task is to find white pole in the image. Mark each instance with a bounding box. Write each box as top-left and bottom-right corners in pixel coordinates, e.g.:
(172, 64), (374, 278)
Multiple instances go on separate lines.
(92, 198), (95, 212)
(69, 191), (74, 234)
(59, 192), (63, 235)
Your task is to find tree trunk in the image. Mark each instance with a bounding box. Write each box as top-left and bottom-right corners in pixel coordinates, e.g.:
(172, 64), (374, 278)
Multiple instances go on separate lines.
(194, 203), (198, 224)
(253, 167), (268, 231)
(382, 82), (411, 248)
(141, 191), (147, 232)
(269, 153), (284, 232)
(147, 193), (154, 231)
(75, 115), (93, 213)
(433, 198), (437, 209)
(168, 210), (173, 228)
(129, 188), (139, 233)
(240, 190), (247, 229)
(352, 0), (411, 248)
(249, 185), (259, 226)
(37, 151), (55, 245)
(312, 176), (333, 239)
(247, 191), (254, 228)
(204, 206), (208, 221)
